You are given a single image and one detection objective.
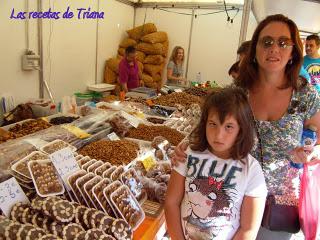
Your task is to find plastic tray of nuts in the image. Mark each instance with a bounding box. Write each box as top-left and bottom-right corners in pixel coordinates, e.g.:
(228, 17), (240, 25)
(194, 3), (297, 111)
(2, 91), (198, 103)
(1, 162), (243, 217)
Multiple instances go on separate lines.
(40, 139), (77, 154)
(11, 151), (49, 179)
(27, 159), (65, 197)
(110, 184), (145, 230)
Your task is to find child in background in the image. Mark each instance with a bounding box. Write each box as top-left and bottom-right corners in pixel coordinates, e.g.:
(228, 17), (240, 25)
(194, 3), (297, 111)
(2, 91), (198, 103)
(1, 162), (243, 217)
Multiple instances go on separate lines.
(165, 86), (267, 240)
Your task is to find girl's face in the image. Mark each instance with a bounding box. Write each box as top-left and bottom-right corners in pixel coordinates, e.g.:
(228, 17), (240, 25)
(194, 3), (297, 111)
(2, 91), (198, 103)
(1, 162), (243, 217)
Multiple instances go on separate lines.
(176, 49), (184, 60)
(255, 21), (293, 74)
(206, 110), (240, 159)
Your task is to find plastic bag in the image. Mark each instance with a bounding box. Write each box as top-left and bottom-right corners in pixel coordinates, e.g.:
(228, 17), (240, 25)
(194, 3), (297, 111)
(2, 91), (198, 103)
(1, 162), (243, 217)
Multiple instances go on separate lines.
(299, 161), (320, 240)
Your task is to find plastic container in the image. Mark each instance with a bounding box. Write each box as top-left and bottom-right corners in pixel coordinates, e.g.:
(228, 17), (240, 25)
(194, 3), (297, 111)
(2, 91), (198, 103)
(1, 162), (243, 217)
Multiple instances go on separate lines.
(75, 172), (95, 207)
(87, 161), (104, 173)
(110, 166), (125, 181)
(83, 175), (102, 209)
(81, 159), (97, 171)
(121, 168), (147, 204)
(110, 185), (145, 230)
(103, 180), (123, 217)
(92, 178), (112, 213)
(28, 160), (65, 197)
(11, 151), (49, 179)
(40, 139), (77, 154)
(77, 156), (91, 166)
(67, 170), (87, 204)
(94, 162), (112, 176)
(102, 166), (117, 179)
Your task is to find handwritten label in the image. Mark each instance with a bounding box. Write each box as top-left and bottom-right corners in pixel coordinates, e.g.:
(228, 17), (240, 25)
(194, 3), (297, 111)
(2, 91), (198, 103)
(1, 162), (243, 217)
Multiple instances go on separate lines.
(0, 178), (29, 217)
(107, 132), (120, 141)
(141, 156), (157, 171)
(121, 111), (140, 128)
(174, 89), (183, 93)
(50, 148), (80, 188)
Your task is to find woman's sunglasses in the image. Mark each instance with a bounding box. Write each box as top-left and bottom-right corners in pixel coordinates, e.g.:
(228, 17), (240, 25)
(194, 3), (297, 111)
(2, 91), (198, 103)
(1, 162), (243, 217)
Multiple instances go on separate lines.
(258, 36), (295, 49)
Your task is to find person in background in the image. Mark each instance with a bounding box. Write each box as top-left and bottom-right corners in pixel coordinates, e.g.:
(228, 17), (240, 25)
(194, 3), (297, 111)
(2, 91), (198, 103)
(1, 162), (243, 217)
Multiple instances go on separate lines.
(303, 34), (320, 92)
(171, 14), (320, 240)
(165, 86), (267, 240)
(237, 40), (251, 63)
(228, 61), (240, 80)
(118, 46), (143, 93)
(167, 46), (186, 86)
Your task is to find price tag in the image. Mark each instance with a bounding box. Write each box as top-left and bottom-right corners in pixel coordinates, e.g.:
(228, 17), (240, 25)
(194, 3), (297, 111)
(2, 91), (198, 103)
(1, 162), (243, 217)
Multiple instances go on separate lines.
(121, 111), (140, 128)
(107, 132), (120, 141)
(0, 177), (29, 217)
(174, 89), (183, 93)
(50, 148), (80, 188)
(142, 156), (157, 171)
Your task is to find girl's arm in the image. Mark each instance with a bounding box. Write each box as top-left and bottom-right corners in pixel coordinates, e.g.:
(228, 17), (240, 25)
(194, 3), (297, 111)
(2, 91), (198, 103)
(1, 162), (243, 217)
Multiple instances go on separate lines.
(165, 170), (186, 240)
(232, 196), (266, 240)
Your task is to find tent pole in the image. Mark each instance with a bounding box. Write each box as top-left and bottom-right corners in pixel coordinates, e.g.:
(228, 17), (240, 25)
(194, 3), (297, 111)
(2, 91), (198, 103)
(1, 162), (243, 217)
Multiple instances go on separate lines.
(185, 8), (194, 82)
(238, 0), (252, 49)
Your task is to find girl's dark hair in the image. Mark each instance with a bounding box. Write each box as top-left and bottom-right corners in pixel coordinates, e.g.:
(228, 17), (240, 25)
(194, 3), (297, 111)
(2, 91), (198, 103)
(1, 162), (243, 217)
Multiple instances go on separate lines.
(190, 86), (254, 160)
(236, 14), (304, 90)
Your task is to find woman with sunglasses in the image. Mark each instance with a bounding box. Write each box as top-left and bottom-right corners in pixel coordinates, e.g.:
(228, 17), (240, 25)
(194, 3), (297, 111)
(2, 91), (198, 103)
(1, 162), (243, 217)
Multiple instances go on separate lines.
(171, 14), (320, 239)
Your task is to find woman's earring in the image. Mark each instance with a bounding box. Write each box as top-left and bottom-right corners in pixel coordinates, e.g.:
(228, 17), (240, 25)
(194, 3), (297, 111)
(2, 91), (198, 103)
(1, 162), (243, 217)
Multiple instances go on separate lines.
(288, 59), (293, 65)
(253, 58), (257, 63)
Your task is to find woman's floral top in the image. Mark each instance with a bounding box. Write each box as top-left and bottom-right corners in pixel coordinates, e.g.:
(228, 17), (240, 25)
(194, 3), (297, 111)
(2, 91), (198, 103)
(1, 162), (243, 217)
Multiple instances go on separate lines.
(251, 83), (320, 200)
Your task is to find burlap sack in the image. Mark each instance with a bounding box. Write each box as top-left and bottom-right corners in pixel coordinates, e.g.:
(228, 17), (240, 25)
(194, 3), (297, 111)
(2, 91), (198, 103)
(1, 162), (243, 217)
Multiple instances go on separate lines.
(136, 51), (146, 63)
(106, 58), (121, 74)
(153, 73), (162, 83)
(162, 41), (169, 57)
(118, 48), (125, 56)
(141, 31), (168, 44)
(142, 73), (154, 84)
(127, 23), (157, 41)
(137, 61), (144, 79)
(144, 64), (163, 77)
(144, 55), (164, 65)
(145, 81), (157, 89)
(104, 67), (118, 84)
(119, 38), (137, 48)
(137, 42), (164, 55)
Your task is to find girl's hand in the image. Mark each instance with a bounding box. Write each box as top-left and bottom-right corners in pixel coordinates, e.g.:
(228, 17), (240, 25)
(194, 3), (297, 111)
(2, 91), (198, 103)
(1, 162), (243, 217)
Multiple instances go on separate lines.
(171, 141), (189, 167)
(290, 145), (320, 164)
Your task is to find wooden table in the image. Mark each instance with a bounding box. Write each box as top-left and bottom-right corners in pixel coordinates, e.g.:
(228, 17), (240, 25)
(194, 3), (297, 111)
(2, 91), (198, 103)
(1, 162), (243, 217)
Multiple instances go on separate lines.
(133, 210), (166, 240)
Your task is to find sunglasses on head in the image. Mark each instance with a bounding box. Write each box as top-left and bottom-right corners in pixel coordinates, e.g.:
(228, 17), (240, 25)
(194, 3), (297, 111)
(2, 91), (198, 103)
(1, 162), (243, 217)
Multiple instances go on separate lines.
(258, 36), (295, 49)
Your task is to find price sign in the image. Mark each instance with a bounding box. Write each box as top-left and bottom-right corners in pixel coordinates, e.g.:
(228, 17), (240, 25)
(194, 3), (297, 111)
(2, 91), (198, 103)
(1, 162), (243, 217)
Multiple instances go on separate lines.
(0, 177), (29, 217)
(121, 111), (140, 128)
(174, 89), (183, 93)
(142, 156), (157, 171)
(50, 148), (80, 188)
(107, 132), (120, 141)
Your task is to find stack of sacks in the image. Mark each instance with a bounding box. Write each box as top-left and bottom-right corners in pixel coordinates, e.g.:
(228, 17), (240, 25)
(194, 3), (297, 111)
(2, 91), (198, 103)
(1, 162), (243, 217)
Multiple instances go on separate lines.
(104, 23), (169, 91)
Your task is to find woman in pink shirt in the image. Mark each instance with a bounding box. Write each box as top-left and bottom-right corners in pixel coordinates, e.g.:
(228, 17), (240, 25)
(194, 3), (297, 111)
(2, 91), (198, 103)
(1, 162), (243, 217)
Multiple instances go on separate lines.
(118, 46), (143, 92)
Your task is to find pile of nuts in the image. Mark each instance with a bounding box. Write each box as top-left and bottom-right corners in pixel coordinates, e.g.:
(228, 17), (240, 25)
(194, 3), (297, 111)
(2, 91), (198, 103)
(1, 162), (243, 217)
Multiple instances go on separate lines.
(126, 124), (185, 146)
(153, 92), (202, 108)
(78, 140), (139, 165)
(184, 87), (209, 97)
(9, 119), (52, 138)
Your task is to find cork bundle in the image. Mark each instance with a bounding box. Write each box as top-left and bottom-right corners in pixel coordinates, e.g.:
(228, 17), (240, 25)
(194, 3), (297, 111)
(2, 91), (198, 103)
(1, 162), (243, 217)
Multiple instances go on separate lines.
(104, 23), (169, 91)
